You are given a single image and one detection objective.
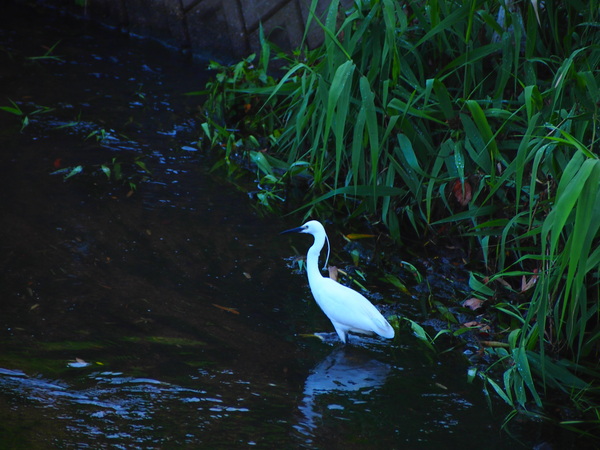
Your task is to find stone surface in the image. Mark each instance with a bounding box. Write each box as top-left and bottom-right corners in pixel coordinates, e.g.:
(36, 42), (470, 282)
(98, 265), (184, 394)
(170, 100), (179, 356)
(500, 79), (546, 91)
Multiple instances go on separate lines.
(23, 0), (353, 61)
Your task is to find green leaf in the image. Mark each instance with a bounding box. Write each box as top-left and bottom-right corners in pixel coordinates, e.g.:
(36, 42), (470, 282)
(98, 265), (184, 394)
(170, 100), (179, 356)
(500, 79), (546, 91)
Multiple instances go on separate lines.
(468, 272), (494, 297)
(100, 165), (111, 179)
(405, 318), (435, 351)
(465, 100), (499, 160)
(64, 166), (83, 179)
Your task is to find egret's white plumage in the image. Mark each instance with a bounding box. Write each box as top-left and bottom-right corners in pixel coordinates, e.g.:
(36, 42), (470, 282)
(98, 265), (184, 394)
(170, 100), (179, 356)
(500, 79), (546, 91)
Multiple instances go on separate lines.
(282, 220), (395, 344)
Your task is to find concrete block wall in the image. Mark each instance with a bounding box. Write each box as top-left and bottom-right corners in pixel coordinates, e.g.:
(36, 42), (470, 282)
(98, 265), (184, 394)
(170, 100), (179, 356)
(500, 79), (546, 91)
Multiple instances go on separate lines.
(32, 0), (353, 61)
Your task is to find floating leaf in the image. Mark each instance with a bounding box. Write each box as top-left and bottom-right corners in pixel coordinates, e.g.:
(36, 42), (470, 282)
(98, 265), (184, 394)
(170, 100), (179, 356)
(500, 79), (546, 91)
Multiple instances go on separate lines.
(67, 358), (91, 368)
(212, 304), (240, 315)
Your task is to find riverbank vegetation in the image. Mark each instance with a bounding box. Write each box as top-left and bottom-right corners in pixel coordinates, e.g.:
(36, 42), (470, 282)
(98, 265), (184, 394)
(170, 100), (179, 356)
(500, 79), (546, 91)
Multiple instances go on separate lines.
(196, 0), (600, 434)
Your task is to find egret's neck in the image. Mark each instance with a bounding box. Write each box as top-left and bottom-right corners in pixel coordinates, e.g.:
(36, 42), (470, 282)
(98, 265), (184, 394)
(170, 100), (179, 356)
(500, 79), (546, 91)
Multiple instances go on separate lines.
(306, 233), (326, 282)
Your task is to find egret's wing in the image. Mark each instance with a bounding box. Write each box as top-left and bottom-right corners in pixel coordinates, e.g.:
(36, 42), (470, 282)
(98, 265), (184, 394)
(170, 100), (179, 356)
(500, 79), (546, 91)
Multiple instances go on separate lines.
(312, 278), (394, 338)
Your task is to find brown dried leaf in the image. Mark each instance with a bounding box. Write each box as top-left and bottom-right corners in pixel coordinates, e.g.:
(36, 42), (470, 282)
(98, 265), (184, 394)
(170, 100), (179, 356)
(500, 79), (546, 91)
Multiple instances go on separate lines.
(212, 304), (239, 315)
(451, 179), (472, 206)
(480, 341), (509, 348)
(345, 233), (375, 240)
(495, 277), (511, 289)
(521, 270), (539, 292)
(462, 321), (491, 334)
(463, 297), (484, 310)
(328, 266), (339, 282)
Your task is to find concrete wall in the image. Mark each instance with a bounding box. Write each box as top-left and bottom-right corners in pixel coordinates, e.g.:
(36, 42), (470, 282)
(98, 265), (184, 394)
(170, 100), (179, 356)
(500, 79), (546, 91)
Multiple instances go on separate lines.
(35, 0), (353, 61)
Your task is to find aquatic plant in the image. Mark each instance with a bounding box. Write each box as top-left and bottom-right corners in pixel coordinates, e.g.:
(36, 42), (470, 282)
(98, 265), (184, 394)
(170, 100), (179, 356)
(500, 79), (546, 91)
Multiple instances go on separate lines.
(0, 98), (54, 131)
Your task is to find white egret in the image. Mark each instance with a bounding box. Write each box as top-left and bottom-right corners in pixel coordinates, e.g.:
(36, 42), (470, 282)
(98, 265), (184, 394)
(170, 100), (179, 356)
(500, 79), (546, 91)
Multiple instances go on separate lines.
(282, 220), (395, 344)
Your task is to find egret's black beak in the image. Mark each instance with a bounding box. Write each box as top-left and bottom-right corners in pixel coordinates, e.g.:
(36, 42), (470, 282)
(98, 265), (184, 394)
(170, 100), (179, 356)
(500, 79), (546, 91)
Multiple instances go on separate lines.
(280, 226), (305, 235)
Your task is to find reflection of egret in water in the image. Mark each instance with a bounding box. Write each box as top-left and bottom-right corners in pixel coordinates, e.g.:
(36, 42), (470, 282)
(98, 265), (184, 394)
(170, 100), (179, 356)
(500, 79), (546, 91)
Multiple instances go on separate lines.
(294, 347), (392, 442)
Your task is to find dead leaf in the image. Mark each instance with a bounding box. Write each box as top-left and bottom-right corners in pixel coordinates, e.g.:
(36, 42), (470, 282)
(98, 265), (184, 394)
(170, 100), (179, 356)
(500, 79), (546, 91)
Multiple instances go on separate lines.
(480, 341), (509, 348)
(345, 233), (375, 240)
(496, 277), (512, 289)
(451, 179), (472, 206)
(463, 297), (484, 311)
(462, 321), (491, 333)
(212, 304), (239, 315)
(521, 269), (538, 292)
(328, 266), (339, 282)
(67, 358), (91, 368)
(243, 272), (251, 279)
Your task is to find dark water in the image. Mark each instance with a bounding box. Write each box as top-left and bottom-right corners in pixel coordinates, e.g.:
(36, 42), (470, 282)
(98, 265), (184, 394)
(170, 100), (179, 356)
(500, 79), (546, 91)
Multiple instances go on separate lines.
(0, 3), (587, 449)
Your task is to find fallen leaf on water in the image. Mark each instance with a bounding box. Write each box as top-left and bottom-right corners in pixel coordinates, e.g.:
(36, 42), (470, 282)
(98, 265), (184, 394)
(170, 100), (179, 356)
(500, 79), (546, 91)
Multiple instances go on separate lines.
(435, 382), (448, 390)
(212, 304), (239, 315)
(67, 358), (91, 368)
(299, 333), (325, 341)
(463, 297), (484, 311)
(29, 303), (39, 311)
(243, 272), (251, 279)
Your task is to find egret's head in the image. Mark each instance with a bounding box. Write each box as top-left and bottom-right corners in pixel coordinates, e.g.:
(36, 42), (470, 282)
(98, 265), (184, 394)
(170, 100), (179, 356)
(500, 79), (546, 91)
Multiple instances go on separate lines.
(280, 220), (324, 236)
(281, 220), (330, 270)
